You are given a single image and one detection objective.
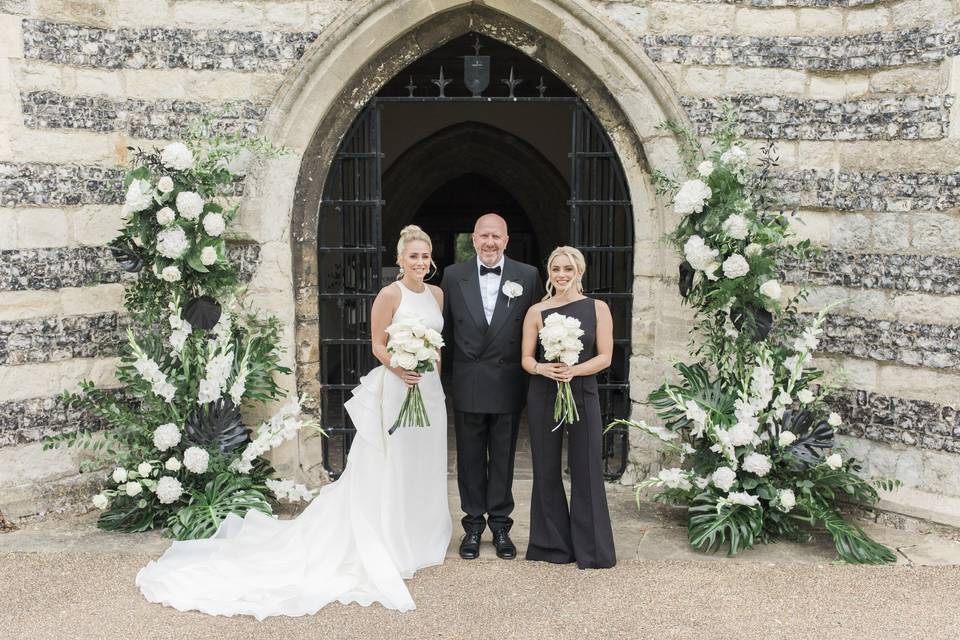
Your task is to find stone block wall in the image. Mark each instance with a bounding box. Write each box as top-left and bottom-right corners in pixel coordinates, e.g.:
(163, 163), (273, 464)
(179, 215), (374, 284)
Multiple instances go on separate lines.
(0, 0), (958, 518)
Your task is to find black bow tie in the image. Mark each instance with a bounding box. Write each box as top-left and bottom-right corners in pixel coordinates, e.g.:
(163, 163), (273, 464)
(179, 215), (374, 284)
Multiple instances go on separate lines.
(480, 265), (501, 276)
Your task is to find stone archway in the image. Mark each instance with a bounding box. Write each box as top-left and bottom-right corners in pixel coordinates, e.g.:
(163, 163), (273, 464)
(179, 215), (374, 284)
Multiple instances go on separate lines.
(240, 0), (692, 475)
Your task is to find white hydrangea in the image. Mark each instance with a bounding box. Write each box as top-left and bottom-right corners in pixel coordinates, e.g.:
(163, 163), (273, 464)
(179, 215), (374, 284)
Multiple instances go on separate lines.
(742, 452), (772, 477)
(777, 488), (797, 512)
(136, 461), (153, 477)
(156, 207), (175, 226)
(720, 145), (748, 167)
(202, 213), (225, 237)
(157, 176), (175, 193)
(727, 421), (757, 447)
(683, 235), (720, 280)
(722, 254), (750, 279)
(828, 412), (843, 427)
(673, 179), (712, 215)
(697, 160), (714, 177)
(745, 242), (763, 257)
(759, 279), (782, 301)
(225, 147), (253, 176)
(797, 388), (815, 404)
(778, 431), (797, 447)
(658, 467), (693, 490)
(160, 266), (181, 283)
(722, 214), (749, 240)
(711, 466), (737, 492)
(200, 246), (218, 265)
(156, 226), (188, 259)
(175, 191), (204, 220)
(124, 179), (153, 212)
(153, 423), (181, 452)
(164, 457), (181, 472)
(726, 491), (760, 507)
(112, 467), (128, 483)
(156, 476), (184, 505)
(183, 447), (210, 474)
(125, 481), (143, 497)
(92, 493), (109, 510)
(160, 142), (194, 171)
(825, 453), (843, 469)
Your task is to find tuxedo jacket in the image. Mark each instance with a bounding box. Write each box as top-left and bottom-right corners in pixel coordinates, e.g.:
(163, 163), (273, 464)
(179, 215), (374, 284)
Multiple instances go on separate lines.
(441, 256), (543, 414)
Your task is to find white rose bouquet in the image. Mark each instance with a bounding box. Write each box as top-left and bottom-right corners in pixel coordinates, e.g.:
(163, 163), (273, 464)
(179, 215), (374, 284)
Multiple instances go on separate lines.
(385, 313), (444, 434)
(539, 312), (584, 430)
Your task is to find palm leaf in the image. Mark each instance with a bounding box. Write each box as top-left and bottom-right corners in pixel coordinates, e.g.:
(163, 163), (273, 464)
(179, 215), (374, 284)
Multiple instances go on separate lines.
(166, 472), (271, 541)
(804, 502), (896, 564)
(688, 492), (763, 556)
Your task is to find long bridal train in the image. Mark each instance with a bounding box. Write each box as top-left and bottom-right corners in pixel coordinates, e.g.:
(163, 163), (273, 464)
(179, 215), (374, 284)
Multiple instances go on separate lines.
(137, 286), (452, 618)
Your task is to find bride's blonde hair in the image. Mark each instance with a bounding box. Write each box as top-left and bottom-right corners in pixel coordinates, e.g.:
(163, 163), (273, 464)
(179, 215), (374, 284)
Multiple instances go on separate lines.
(396, 224), (438, 280)
(542, 246), (586, 301)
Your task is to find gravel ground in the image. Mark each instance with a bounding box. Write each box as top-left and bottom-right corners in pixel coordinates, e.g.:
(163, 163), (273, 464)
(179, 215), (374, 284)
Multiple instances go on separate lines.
(3, 552), (960, 640)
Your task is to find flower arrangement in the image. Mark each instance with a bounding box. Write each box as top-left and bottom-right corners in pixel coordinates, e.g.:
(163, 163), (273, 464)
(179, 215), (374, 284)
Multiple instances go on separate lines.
(385, 312), (444, 433)
(44, 122), (323, 540)
(538, 312), (584, 429)
(614, 108), (899, 564)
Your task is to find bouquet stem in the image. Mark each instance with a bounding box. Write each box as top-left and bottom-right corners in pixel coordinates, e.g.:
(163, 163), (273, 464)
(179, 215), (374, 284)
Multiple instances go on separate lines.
(389, 384), (430, 434)
(552, 380), (579, 432)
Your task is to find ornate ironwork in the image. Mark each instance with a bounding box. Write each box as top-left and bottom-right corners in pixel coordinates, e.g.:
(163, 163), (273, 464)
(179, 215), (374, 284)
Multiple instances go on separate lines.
(500, 66), (522, 98)
(405, 76), (416, 98)
(431, 66), (452, 98)
(537, 76), (547, 98)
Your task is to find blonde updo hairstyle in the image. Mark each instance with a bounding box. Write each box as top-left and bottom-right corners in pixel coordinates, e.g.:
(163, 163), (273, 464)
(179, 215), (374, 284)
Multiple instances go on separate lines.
(543, 246), (586, 301)
(396, 224), (438, 280)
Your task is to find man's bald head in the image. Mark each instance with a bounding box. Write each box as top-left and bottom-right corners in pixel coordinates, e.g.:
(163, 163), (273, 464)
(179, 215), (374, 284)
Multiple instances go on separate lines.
(472, 212), (509, 267)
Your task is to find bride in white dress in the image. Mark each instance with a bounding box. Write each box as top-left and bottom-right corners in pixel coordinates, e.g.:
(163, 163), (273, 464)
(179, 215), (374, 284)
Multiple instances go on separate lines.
(136, 225), (452, 618)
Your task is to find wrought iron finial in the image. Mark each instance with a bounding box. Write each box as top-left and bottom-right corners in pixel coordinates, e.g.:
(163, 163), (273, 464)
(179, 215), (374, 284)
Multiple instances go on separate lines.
(472, 35), (482, 56)
(405, 75), (417, 98)
(432, 66), (452, 98)
(501, 66), (522, 98)
(537, 76), (546, 98)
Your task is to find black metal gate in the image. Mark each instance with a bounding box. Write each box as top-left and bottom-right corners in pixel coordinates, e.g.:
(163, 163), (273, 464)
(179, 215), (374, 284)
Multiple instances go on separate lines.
(318, 98), (633, 480)
(569, 103), (634, 479)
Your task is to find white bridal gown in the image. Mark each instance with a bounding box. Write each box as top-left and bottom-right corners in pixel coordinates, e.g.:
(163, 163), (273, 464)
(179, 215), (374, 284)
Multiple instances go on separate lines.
(136, 282), (452, 618)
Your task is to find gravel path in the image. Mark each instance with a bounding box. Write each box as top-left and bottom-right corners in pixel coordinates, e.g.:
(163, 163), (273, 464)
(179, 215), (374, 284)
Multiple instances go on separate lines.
(4, 551), (960, 640)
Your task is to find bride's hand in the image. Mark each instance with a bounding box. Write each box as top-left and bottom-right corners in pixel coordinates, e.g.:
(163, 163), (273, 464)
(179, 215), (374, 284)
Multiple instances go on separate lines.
(395, 369), (421, 388)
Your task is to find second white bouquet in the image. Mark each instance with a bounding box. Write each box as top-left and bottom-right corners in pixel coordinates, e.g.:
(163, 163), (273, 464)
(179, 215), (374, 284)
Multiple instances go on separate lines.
(386, 312), (444, 434)
(539, 312), (584, 430)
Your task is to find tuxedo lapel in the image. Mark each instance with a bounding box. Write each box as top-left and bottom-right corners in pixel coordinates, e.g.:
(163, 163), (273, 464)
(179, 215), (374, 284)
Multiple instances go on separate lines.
(458, 263), (488, 332)
(482, 258), (518, 350)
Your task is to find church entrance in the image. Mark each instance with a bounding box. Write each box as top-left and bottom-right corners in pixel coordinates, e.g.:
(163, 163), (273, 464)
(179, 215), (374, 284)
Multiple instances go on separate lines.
(316, 34), (633, 481)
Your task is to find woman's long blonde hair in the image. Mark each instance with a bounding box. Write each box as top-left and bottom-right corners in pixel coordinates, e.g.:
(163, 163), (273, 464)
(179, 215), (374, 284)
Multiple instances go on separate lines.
(396, 224), (438, 280)
(542, 246), (586, 301)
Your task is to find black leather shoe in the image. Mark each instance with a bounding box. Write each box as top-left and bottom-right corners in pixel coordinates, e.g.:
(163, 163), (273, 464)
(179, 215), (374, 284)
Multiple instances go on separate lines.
(459, 531), (481, 560)
(493, 529), (516, 559)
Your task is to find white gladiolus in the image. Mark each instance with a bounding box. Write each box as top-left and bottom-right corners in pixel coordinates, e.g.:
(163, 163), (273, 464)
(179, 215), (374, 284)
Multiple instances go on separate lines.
(197, 378), (223, 404)
(658, 467), (693, 490)
(203, 213), (225, 237)
(759, 279), (782, 301)
(160, 266), (181, 283)
(778, 431), (797, 447)
(157, 176), (175, 193)
(124, 179), (153, 212)
(154, 381), (176, 403)
(697, 160), (714, 177)
(797, 388), (815, 404)
(266, 478), (316, 502)
(722, 214), (749, 240)
(156, 207), (176, 226)
(156, 476), (184, 504)
(722, 254), (750, 279)
(828, 412), (843, 427)
(125, 481), (143, 497)
(726, 491), (760, 507)
(673, 179), (712, 215)
(711, 466), (737, 492)
(137, 461), (153, 477)
(825, 453), (843, 469)
(153, 423), (181, 451)
(200, 246), (218, 265)
(112, 467), (128, 483)
(156, 226), (188, 259)
(92, 493), (109, 510)
(160, 142), (194, 171)
(165, 457), (182, 472)
(742, 452), (772, 477)
(175, 191), (204, 220)
(778, 488), (797, 512)
(183, 447), (210, 474)
(720, 145), (748, 167)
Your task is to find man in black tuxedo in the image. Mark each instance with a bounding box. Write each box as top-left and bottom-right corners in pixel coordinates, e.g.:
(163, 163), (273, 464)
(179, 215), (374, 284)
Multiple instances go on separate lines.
(441, 213), (543, 560)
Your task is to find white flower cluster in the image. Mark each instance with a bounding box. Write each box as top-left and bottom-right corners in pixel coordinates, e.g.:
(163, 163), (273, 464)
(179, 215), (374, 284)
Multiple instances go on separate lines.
(183, 446), (209, 474)
(201, 246), (218, 266)
(153, 423), (181, 452)
(720, 145), (748, 170)
(175, 191), (204, 220)
(684, 400), (708, 438)
(722, 253), (749, 279)
(792, 325), (821, 354)
(124, 179), (153, 213)
(133, 354), (176, 402)
(197, 349), (235, 405)
(156, 206), (175, 226)
(266, 478), (315, 502)
(538, 313), (584, 366)
(156, 476), (184, 504)
(673, 179), (712, 215)
(160, 142), (194, 171)
(233, 396), (308, 474)
(203, 213), (225, 237)
(721, 214), (749, 240)
(385, 313), (444, 371)
(658, 467), (692, 491)
(683, 235), (720, 281)
(157, 226), (188, 259)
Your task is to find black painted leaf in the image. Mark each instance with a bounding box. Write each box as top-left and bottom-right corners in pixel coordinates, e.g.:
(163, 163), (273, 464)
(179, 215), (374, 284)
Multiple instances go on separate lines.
(678, 261), (695, 298)
(730, 304), (773, 340)
(185, 397), (248, 453)
(781, 409), (835, 468)
(183, 295), (222, 331)
(108, 237), (143, 273)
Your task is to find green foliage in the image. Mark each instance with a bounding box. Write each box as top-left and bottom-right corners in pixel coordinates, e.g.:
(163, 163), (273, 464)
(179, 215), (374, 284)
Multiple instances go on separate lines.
(688, 492), (763, 556)
(166, 473), (272, 541)
(803, 502), (897, 564)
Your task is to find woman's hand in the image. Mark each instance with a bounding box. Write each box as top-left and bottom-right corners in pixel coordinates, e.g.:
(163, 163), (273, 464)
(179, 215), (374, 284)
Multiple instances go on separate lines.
(393, 368), (422, 388)
(537, 363), (573, 383)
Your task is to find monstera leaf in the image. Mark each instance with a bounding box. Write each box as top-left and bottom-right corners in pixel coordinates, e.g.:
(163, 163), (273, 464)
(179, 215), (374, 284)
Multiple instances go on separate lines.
(781, 409), (835, 468)
(678, 260), (696, 298)
(688, 491), (763, 556)
(108, 237), (143, 273)
(649, 363), (737, 431)
(167, 473), (271, 540)
(730, 304), (773, 340)
(183, 295), (222, 331)
(185, 397), (248, 452)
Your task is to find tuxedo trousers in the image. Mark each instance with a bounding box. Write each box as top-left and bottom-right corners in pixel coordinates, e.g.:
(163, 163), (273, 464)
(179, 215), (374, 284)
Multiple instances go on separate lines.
(454, 410), (521, 534)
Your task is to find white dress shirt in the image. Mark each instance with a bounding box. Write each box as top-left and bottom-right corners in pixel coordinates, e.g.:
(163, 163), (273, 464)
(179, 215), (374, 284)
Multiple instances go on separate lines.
(477, 256), (504, 324)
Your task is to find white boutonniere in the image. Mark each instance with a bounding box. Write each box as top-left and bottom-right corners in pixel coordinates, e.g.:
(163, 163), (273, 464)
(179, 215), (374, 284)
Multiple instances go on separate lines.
(502, 281), (523, 307)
